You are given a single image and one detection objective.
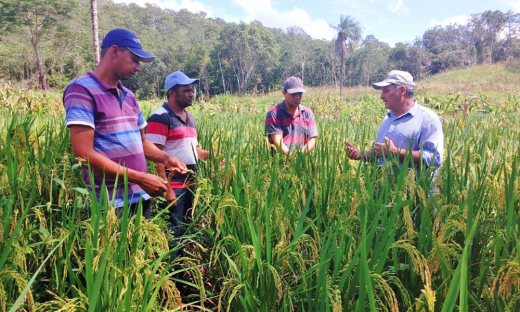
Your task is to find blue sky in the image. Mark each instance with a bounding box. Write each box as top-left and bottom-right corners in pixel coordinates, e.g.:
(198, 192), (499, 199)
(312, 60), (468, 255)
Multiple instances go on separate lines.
(115, 0), (520, 45)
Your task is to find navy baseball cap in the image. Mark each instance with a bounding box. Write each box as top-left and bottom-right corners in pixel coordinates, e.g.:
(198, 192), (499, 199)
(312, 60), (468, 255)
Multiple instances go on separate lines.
(101, 28), (155, 63)
(165, 71), (199, 91)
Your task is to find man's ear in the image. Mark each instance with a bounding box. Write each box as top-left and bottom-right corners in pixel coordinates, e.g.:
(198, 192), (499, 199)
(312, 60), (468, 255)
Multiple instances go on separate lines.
(109, 45), (120, 59)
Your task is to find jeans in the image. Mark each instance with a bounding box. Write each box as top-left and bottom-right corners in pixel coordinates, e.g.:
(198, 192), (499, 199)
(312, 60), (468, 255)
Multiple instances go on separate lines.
(164, 188), (194, 260)
(116, 199), (151, 219)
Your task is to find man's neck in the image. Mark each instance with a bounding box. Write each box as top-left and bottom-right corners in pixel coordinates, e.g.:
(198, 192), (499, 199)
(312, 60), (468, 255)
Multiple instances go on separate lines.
(93, 66), (119, 88)
(168, 101), (186, 118)
(284, 101), (299, 117)
(393, 98), (415, 117)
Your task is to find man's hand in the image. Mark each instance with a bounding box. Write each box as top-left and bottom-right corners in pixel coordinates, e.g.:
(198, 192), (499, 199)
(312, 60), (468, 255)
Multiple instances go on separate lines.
(139, 173), (169, 197)
(374, 136), (397, 157)
(164, 187), (177, 206)
(344, 141), (362, 160)
(164, 155), (187, 176)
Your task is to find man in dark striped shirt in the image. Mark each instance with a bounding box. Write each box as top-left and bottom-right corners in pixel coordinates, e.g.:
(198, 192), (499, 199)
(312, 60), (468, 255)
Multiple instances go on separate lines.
(265, 77), (318, 154)
(146, 71), (210, 258)
(63, 29), (186, 217)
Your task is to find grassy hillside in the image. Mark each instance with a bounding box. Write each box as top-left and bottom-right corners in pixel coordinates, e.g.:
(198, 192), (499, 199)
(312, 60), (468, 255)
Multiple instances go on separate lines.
(418, 61), (520, 95)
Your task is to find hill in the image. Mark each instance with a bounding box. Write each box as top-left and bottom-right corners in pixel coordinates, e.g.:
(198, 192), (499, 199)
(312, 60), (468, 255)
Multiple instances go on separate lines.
(418, 62), (520, 95)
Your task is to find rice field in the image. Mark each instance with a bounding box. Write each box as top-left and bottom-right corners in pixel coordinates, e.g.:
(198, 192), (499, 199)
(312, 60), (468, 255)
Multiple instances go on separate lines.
(1, 83), (520, 311)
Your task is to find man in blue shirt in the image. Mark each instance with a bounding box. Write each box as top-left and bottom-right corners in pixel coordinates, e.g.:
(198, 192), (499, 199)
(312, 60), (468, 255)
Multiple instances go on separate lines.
(345, 70), (443, 170)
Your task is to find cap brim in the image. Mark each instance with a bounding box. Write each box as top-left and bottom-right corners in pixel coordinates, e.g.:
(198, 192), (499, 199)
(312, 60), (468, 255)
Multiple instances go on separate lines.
(372, 81), (392, 90)
(178, 78), (200, 85)
(287, 88), (306, 94)
(127, 47), (155, 63)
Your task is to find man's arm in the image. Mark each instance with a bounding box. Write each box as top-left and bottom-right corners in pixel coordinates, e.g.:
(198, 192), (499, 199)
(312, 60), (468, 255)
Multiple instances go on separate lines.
(270, 134), (290, 154)
(69, 125), (169, 197)
(141, 130), (187, 173)
(196, 147), (210, 160)
(151, 143), (177, 204)
(301, 137), (316, 154)
(301, 110), (318, 154)
(344, 141), (377, 161)
(374, 137), (423, 165)
(265, 110), (290, 154)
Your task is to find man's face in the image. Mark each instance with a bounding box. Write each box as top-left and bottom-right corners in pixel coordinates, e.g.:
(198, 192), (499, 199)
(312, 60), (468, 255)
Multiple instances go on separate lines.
(283, 91), (303, 108)
(114, 48), (142, 81)
(172, 85), (195, 108)
(380, 85), (404, 111)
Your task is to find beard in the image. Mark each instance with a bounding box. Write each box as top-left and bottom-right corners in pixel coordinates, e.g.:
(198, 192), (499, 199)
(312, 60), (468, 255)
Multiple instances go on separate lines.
(178, 101), (192, 108)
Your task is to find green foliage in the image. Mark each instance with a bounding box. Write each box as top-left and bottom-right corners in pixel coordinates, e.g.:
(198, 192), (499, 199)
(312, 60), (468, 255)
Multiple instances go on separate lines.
(2, 88), (520, 310)
(2, 0), (520, 98)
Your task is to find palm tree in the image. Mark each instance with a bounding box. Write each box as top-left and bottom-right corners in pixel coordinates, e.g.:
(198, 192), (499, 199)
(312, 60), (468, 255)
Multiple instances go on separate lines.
(90, 0), (100, 67)
(331, 15), (362, 98)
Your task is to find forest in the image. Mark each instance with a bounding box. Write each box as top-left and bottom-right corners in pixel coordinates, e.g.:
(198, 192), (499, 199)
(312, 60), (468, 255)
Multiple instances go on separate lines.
(0, 0), (519, 99)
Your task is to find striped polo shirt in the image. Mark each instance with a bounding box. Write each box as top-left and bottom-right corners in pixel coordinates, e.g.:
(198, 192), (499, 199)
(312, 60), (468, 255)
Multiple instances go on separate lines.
(63, 71), (151, 207)
(265, 101), (318, 152)
(145, 103), (198, 188)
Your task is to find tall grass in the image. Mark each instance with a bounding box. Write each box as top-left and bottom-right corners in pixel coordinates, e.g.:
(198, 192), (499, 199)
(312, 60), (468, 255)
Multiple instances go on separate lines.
(2, 83), (520, 311)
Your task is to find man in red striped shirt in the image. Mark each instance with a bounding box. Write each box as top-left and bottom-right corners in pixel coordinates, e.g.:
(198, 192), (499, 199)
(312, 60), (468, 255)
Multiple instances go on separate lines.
(265, 77), (318, 154)
(146, 71), (209, 258)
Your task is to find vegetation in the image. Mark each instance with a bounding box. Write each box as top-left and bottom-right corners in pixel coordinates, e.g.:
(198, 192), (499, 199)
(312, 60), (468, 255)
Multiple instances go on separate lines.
(0, 0), (519, 99)
(2, 65), (520, 310)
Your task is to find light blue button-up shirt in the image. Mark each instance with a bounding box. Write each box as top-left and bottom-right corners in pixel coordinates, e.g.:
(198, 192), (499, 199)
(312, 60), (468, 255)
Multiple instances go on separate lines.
(375, 101), (444, 168)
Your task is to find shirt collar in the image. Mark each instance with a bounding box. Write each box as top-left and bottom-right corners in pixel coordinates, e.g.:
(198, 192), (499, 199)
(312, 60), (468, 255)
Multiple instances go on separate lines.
(162, 102), (189, 124)
(280, 100), (306, 116)
(87, 71), (124, 92)
(389, 100), (418, 119)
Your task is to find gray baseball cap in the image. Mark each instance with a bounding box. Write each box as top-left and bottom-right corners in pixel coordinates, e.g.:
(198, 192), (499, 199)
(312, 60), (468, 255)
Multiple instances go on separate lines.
(373, 70), (415, 90)
(283, 77), (306, 94)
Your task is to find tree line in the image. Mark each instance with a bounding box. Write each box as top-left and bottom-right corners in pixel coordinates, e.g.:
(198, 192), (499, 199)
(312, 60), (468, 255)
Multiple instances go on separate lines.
(1, 0), (519, 99)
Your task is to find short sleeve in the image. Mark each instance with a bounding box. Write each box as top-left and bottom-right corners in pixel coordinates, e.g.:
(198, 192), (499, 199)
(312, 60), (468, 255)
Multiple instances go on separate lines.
(63, 83), (95, 129)
(265, 110), (282, 136)
(137, 110), (147, 129)
(420, 117), (444, 167)
(145, 113), (169, 146)
(306, 109), (318, 138)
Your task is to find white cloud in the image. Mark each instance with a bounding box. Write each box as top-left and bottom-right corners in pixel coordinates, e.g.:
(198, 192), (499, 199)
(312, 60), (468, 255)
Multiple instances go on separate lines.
(388, 0), (408, 14)
(113, 0), (213, 15)
(429, 15), (469, 28)
(365, 0), (408, 14)
(511, 0), (520, 12)
(231, 0), (336, 40)
(113, 0), (335, 39)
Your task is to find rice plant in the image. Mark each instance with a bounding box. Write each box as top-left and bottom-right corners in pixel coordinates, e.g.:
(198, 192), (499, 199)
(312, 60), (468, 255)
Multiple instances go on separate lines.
(1, 87), (520, 311)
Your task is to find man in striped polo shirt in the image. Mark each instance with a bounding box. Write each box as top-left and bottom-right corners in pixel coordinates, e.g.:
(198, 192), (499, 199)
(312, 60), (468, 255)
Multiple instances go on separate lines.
(265, 77), (318, 154)
(146, 71), (210, 257)
(63, 29), (186, 217)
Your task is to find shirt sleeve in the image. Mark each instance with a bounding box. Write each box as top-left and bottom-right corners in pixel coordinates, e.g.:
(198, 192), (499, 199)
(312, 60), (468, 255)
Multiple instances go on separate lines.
(265, 110), (282, 136)
(145, 114), (169, 146)
(420, 116), (444, 167)
(63, 83), (95, 129)
(306, 109), (318, 138)
(137, 109), (147, 129)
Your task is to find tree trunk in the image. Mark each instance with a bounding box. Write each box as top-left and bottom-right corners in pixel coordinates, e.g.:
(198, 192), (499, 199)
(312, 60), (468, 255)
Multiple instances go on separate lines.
(29, 33), (46, 97)
(216, 48), (226, 93)
(90, 0), (100, 67)
(301, 53), (305, 84)
(340, 53), (344, 98)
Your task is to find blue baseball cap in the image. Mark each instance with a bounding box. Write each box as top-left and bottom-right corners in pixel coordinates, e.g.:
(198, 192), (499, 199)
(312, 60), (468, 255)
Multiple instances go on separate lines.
(101, 28), (155, 63)
(165, 71), (199, 92)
